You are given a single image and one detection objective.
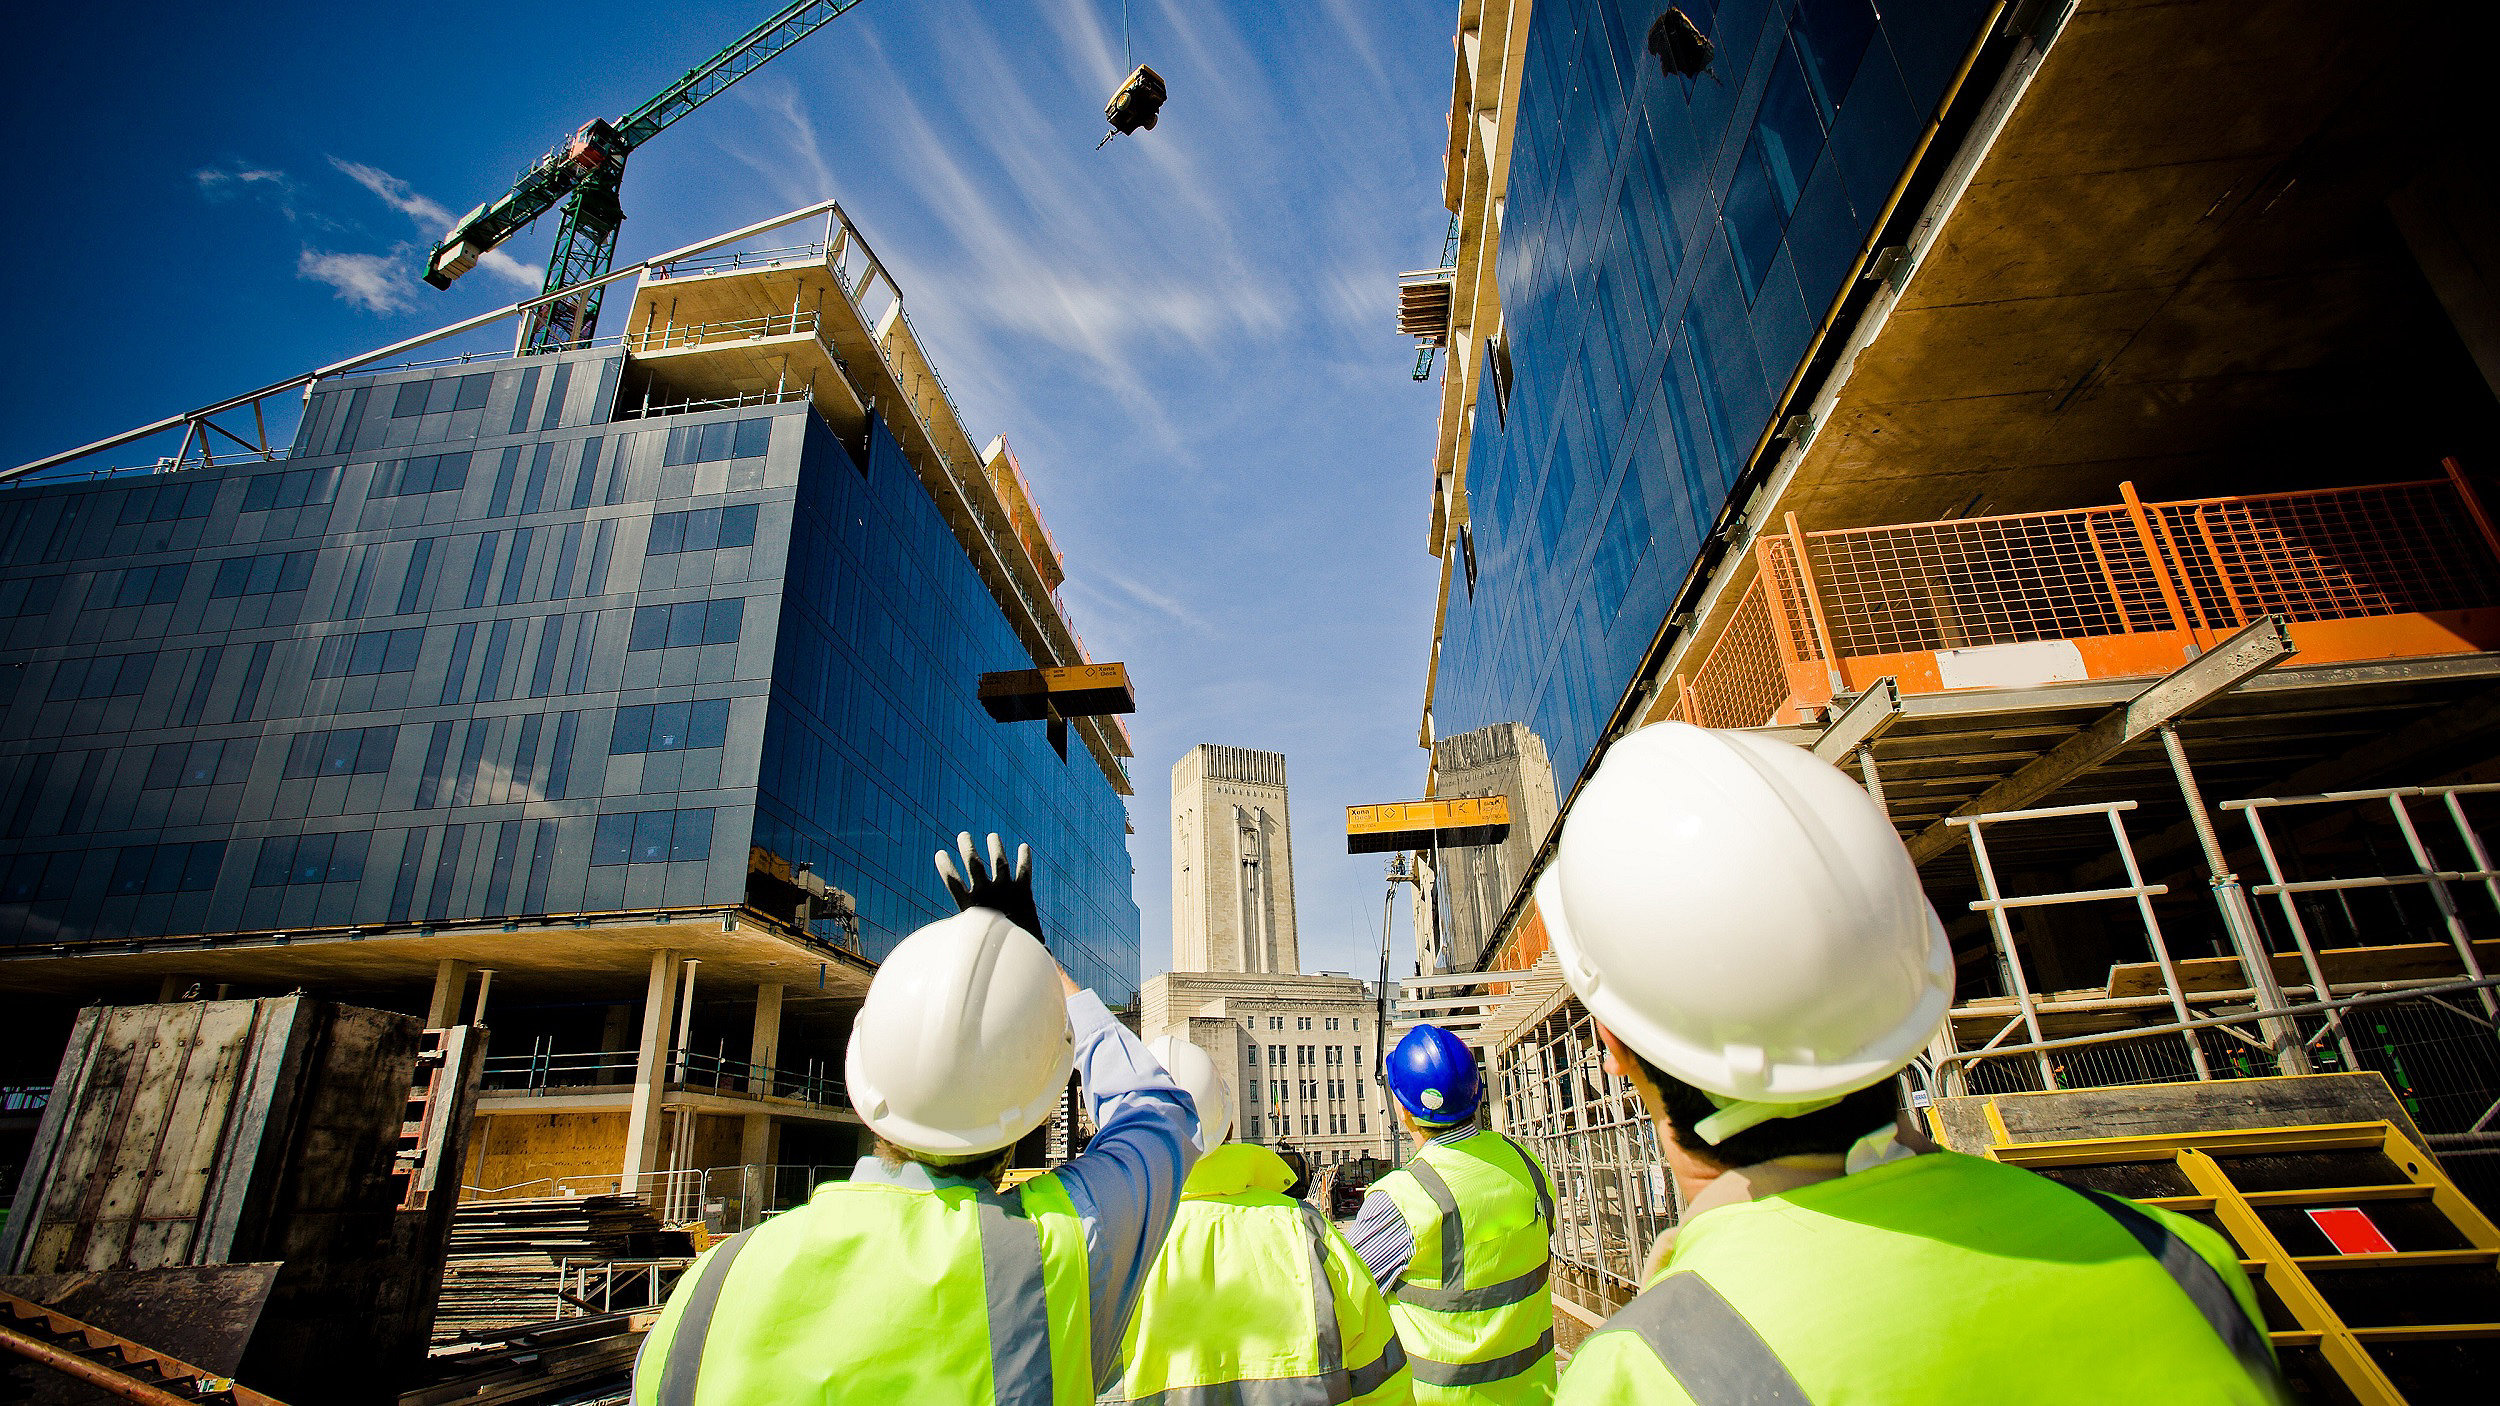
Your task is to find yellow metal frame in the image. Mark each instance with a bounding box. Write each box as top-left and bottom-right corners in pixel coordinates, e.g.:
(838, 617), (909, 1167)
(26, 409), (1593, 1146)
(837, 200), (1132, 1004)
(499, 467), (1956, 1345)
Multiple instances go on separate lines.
(1982, 1119), (2500, 1405)
(1345, 795), (1513, 837)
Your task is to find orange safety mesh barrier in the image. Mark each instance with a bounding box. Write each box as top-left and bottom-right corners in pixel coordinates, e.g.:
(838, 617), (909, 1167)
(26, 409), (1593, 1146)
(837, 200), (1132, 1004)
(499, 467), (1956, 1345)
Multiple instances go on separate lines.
(1804, 506), (2171, 654)
(1669, 474), (2500, 730)
(1686, 578), (1792, 728)
(2151, 481), (2500, 629)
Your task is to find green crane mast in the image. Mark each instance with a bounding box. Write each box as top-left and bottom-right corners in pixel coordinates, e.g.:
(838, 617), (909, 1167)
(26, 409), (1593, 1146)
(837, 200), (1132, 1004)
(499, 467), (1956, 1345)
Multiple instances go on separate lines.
(424, 0), (870, 354)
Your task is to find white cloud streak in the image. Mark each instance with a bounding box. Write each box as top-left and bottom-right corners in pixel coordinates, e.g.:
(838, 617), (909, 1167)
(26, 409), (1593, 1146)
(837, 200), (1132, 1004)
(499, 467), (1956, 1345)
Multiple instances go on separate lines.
(297, 249), (415, 313)
(329, 157), (541, 289)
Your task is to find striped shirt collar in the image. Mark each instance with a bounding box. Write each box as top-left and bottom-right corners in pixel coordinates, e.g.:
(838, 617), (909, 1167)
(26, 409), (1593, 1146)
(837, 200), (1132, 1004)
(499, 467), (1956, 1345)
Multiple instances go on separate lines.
(1426, 1119), (1482, 1147)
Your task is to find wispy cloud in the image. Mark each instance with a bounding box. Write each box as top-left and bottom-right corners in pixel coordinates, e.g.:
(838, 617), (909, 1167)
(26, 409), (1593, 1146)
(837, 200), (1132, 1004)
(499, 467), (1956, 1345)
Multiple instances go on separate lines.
(329, 157), (541, 289)
(716, 81), (837, 213)
(194, 162), (311, 223)
(297, 249), (414, 313)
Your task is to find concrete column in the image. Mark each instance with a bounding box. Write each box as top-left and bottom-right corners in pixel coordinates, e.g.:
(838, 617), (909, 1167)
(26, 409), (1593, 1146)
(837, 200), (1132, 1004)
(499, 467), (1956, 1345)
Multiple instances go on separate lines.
(426, 960), (472, 1028)
(739, 1113), (779, 1167)
(622, 950), (682, 1191)
(749, 984), (785, 1095)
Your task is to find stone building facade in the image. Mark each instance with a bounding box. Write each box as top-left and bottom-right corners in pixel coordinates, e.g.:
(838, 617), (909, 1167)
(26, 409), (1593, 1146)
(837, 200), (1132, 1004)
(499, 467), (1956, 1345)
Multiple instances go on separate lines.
(1169, 744), (1299, 974)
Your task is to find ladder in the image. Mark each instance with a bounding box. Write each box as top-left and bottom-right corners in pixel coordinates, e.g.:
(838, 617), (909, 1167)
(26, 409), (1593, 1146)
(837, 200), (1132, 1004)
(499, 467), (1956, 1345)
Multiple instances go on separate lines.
(1987, 1120), (2500, 1403)
(0, 1291), (288, 1406)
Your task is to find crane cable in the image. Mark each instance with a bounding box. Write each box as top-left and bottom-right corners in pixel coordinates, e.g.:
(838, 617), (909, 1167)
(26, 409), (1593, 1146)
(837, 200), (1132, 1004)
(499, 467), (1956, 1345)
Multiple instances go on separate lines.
(1122, 0), (1131, 66)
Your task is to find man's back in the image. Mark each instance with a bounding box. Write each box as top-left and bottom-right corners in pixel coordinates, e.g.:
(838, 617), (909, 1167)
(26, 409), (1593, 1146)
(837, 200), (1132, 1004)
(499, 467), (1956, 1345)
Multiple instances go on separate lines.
(636, 1171), (1094, 1406)
(1371, 1128), (1557, 1404)
(1559, 1151), (2276, 1404)
(1110, 1143), (1411, 1405)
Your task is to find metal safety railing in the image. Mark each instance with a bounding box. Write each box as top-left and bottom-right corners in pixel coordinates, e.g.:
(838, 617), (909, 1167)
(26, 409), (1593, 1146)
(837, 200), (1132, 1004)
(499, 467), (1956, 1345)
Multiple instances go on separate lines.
(615, 383), (814, 421)
(1668, 466), (2500, 729)
(1951, 800), (2212, 1088)
(1926, 977), (2500, 1161)
(2227, 784), (2500, 1037)
(553, 1259), (691, 1318)
(479, 1045), (846, 1108)
(625, 309), (823, 354)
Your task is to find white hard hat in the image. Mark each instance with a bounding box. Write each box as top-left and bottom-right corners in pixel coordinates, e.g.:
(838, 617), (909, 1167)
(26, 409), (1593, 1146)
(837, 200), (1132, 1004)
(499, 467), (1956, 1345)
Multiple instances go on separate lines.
(1149, 1035), (1232, 1146)
(1536, 722), (1953, 1108)
(846, 909), (1073, 1157)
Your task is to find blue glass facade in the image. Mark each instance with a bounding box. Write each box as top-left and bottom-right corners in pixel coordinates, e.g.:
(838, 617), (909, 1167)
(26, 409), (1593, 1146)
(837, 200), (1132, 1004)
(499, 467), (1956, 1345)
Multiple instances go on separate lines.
(757, 417), (1140, 999)
(0, 350), (1139, 1002)
(1433, 0), (1990, 782)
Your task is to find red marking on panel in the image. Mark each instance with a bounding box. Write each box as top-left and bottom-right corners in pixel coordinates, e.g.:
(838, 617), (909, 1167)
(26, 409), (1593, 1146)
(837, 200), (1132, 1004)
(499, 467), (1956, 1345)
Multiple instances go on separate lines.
(2307, 1207), (2396, 1255)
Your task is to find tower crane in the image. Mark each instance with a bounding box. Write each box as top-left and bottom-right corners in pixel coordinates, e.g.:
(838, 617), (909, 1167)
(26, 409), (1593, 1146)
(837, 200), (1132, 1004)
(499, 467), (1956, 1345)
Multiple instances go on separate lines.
(424, 0), (873, 354)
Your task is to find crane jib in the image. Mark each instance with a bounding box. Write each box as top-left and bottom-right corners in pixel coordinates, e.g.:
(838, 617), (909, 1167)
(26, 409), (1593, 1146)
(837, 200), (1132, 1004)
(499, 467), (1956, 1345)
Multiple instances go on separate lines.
(424, 0), (872, 343)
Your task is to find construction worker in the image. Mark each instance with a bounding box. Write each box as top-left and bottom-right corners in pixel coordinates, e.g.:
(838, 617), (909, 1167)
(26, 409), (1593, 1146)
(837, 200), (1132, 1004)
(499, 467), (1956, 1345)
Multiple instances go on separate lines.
(633, 833), (1199, 1405)
(1348, 1024), (1556, 1404)
(1540, 723), (2289, 1404)
(1102, 1036), (1413, 1405)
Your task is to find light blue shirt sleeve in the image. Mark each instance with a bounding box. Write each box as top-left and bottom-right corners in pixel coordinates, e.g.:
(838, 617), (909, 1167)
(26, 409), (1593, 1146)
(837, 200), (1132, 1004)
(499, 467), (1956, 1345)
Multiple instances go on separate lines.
(1349, 1188), (1414, 1288)
(1052, 989), (1201, 1382)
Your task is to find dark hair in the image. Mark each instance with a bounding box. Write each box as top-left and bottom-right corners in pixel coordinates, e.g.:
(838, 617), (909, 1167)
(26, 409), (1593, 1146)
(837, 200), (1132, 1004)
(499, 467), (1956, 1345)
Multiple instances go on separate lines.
(1633, 1050), (1900, 1170)
(874, 1137), (1014, 1190)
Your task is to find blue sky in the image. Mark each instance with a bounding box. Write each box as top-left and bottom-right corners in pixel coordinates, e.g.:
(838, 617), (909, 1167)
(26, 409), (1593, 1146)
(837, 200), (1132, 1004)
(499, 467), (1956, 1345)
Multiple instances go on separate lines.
(0, 0), (1455, 984)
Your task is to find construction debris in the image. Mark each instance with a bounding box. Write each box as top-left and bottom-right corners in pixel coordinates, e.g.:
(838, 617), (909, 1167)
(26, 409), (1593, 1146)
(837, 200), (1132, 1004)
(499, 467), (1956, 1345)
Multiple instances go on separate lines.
(1, 1289), (289, 1406)
(434, 1199), (693, 1344)
(409, 1314), (653, 1406)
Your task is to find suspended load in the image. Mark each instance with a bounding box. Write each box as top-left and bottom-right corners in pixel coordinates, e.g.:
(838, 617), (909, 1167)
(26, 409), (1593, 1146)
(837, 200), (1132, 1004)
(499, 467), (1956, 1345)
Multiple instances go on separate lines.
(1100, 64), (1168, 147)
(1647, 7), (1715, 80)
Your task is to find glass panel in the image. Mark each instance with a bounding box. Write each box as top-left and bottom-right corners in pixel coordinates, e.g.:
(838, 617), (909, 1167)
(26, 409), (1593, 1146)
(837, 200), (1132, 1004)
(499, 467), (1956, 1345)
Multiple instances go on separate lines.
(670, 808), (713, 862)
(592, 813), (634, 867)
(631, 811), (673, 864)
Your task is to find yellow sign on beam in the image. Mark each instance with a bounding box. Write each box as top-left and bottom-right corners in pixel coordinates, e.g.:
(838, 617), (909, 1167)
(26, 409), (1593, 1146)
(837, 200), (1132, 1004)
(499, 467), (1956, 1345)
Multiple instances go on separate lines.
(978, 663), (1136, 722)
(1346, 796), (1512, 854)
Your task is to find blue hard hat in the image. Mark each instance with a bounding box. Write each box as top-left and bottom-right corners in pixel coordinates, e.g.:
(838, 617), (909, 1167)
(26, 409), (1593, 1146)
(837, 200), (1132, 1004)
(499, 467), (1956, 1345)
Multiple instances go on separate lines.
(1387, 1025), (1482, 1125)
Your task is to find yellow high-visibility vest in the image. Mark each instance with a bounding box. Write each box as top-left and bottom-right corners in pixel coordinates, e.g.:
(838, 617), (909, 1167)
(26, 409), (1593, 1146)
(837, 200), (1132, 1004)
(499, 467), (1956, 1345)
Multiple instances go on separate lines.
(633, 1171), (1093, 1406)
(1374, 1130), (1556, 1405)
(1106, 1142), (1410, 1404)
(1556, 1151), (2284, 1405)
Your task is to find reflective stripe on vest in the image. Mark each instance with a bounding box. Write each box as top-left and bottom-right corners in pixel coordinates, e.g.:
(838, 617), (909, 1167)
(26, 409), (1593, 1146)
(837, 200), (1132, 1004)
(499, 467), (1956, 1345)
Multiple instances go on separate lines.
(1383, 1130), (1556, 1394)
(655, 1229), (759, 1406)
(1594, 1190), (2288, 1406)
(1586, 1273), (1808, 1405)
(977, 1188), (1055, 1406)
(1408, 1331), (1555, 1389)
(2081, 1192), (2289, 1404)
(1107, 1197), (1405, 1406)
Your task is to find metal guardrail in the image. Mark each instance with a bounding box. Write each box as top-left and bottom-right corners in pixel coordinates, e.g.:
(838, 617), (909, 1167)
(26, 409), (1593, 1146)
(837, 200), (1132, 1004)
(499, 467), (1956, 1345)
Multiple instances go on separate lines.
(625, 310), (822, 354)
(479, 1047), (847, 1108)
(554, 1259), (690, 1318)
(652, 241), (837, 278)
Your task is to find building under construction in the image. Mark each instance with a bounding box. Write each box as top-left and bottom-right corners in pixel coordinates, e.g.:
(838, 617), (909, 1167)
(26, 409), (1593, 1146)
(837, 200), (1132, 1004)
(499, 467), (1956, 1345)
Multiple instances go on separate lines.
(1398, 0), (2500, 1393)
(0, 205), (1140, 1229)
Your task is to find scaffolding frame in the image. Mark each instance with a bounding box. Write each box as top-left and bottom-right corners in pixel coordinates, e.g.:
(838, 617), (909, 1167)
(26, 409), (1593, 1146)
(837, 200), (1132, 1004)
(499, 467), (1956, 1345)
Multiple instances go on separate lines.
(1493, 1000), (1676, 1322)
(1947, 799), (2209, 1092)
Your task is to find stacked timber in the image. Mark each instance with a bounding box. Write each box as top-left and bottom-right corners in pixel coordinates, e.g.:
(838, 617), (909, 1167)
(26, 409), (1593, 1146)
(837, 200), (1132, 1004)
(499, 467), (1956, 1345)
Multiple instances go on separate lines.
(434, 1197), (695, 1343)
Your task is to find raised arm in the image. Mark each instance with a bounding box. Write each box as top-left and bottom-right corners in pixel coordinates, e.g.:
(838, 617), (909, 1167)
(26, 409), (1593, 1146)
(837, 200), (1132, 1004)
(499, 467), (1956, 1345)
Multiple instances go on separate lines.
(935, 832), (1201, 1380)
